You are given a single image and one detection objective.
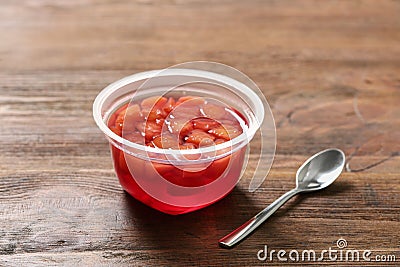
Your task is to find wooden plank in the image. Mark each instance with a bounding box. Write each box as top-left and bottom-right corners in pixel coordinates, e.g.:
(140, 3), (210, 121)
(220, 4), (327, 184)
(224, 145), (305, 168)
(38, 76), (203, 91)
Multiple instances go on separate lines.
(0, 0), (399, 266)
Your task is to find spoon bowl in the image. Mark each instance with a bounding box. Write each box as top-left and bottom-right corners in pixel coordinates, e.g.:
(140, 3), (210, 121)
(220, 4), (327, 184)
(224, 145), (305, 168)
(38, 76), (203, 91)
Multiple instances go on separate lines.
(219, 148), (345, 248)
(296, 148), (345, 191)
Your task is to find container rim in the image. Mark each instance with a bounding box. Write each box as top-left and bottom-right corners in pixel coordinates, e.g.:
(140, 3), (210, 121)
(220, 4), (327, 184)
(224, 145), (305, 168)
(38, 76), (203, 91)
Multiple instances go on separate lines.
(92, 68), (264, 159)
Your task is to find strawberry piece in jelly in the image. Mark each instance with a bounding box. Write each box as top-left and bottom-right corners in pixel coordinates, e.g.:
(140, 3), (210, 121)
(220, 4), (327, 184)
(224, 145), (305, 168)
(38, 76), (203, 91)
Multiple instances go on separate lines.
(167, 119), (193, 137)
(163, 97), (176, 114)
(201, 103), (227, 120)
(110, 125), (122, 136)
(151, 134), (180, 149)
(170, 106), (201, 120)
(185, 129), (215, 147)
(141, 96), (168, 110)
(124, 104), (142, 123)
(136, 121), (162, 142)
(208, 124), (241, 140)
(192, 117), (221, 131)
(124, 132), (145, 145)
(143, 108), (165, 122)
(176, 96), (205, 106)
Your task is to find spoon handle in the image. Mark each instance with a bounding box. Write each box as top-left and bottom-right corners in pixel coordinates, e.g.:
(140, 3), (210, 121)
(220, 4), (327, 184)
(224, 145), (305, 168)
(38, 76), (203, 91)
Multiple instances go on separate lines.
(219, 188), (300, 248)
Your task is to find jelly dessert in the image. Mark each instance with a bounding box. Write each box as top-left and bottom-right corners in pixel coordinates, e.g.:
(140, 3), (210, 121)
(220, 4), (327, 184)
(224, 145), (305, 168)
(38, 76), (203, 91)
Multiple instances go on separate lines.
(107, 95), (248, 214)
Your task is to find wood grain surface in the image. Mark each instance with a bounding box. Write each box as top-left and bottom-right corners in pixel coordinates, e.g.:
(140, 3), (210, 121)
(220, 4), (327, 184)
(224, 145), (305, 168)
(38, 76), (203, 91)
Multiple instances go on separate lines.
(0, 0), (399, 266)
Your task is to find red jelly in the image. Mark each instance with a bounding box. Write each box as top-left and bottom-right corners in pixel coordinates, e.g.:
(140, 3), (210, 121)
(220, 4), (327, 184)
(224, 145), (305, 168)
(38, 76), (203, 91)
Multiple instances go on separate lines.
(107, 95), (248, 215)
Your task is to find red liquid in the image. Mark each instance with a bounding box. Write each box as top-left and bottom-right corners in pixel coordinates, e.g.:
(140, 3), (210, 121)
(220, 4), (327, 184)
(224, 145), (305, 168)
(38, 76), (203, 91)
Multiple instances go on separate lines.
(108, 95), (247, 214)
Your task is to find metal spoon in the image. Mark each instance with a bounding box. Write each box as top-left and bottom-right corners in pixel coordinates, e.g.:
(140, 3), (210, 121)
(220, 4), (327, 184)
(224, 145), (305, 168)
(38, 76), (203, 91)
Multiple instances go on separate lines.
(219, 148), (345, 249)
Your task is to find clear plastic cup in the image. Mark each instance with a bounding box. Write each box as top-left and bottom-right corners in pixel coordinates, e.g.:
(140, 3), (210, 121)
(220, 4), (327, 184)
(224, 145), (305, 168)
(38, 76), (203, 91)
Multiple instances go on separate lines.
(93, 67), (265, 215)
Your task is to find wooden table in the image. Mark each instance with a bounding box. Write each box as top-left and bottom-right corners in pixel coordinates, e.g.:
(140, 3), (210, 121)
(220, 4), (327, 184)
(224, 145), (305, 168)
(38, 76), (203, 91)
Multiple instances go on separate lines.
(1, 0), (399, 266)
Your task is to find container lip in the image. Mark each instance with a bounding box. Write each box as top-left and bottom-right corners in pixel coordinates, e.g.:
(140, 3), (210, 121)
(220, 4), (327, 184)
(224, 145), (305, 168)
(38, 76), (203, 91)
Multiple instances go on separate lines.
(93, 68), (264, 158)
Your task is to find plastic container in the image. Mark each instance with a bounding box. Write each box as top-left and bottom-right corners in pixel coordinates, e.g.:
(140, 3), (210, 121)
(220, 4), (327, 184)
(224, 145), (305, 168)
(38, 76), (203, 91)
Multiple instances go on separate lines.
(93, 68), (264, 214)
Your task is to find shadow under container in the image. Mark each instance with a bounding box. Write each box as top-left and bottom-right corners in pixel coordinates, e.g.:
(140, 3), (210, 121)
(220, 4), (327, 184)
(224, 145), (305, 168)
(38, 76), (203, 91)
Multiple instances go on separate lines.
(93, 69), (264, 215)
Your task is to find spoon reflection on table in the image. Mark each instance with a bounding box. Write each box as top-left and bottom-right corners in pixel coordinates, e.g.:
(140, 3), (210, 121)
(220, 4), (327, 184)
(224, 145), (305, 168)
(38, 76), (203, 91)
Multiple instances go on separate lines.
(219, 148), (346, 249)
